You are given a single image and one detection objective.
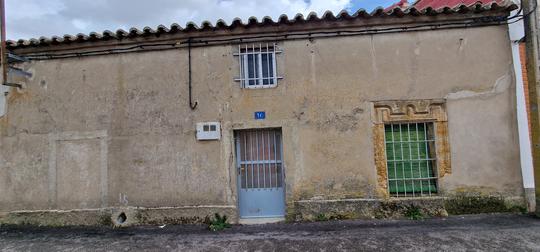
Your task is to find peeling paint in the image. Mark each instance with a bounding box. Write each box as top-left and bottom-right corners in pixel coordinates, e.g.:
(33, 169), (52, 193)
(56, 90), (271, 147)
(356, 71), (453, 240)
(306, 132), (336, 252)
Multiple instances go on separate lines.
(303, 107), (364, 132)
(445, 73), (512, 100)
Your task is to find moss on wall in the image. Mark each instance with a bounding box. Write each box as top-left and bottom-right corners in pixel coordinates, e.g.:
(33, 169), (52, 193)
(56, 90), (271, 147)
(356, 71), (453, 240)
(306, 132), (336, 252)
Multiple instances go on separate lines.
(444, 195), (526, 215)
(291, 195), (526, 222)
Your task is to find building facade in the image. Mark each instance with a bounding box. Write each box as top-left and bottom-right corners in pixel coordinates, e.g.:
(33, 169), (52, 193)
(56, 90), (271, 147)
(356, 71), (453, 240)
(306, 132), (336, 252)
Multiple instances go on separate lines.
(0, 2), (529, 226)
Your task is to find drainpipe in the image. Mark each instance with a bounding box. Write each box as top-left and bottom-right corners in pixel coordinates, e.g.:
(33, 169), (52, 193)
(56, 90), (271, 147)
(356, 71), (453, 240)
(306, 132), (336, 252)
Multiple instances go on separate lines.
(509, 0), (536, 212)
(0, 0), (7, 116)
(0, 0), (6, 86)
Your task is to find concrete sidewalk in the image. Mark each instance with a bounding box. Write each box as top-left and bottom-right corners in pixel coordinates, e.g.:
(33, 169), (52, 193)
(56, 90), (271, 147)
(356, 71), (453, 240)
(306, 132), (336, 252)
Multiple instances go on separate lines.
(1, 214), (540, 251)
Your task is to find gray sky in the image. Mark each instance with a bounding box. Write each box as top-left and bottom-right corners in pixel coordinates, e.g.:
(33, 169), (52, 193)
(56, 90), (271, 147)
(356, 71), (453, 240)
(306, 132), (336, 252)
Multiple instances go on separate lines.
(7, 0), (397, 40)
(7, 0), (365, 40)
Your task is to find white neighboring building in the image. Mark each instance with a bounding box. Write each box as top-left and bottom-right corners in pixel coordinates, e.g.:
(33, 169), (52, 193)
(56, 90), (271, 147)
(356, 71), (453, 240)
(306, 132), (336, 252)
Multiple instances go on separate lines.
(508, 0), (536, 211)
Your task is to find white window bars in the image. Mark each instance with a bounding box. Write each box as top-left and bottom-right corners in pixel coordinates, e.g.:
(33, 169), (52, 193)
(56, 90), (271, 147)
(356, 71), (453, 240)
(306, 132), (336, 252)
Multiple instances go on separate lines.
(384, 122), (438, 197)
(234, 43), (282, 88)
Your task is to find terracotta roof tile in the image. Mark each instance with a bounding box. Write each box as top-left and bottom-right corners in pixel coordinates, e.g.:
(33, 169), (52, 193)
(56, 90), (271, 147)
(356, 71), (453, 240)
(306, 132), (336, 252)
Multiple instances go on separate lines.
(7, 1), (516, 50)
(384, 0), (410, 12)
(413, 0), (507, 10)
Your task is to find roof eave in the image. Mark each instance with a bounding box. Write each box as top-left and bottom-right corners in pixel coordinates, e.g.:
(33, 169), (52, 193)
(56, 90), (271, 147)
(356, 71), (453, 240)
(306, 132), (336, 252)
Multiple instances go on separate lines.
(8, 3), (516, 54)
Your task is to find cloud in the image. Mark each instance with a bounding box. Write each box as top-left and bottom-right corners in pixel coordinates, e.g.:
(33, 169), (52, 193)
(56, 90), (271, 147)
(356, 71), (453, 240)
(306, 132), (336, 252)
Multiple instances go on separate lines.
(7, 0), (352, 40)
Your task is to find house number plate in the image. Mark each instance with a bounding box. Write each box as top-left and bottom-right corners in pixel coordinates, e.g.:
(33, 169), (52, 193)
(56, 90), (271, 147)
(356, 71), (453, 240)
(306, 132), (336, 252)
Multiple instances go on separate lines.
(254, 111), (266, 120)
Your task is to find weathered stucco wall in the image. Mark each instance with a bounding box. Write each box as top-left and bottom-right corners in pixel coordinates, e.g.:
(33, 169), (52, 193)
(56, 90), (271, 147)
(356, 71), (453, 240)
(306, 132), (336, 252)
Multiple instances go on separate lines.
(0, 24), (524, 223)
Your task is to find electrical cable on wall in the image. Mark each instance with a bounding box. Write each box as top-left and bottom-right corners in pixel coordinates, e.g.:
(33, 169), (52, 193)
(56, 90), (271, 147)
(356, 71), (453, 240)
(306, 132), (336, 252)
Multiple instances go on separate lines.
(188, 37), (198, 110)
(16, 11), (533, 61)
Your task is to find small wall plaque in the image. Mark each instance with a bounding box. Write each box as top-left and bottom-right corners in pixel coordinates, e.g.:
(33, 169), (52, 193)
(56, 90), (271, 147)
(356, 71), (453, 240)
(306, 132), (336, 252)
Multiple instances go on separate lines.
(254, 111), (266, 120)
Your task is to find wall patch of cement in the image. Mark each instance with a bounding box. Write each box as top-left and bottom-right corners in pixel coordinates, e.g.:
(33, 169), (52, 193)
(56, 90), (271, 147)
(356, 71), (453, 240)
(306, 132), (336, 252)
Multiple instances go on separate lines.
(48, 131), (108, 209)
(221, 123), (236, 206)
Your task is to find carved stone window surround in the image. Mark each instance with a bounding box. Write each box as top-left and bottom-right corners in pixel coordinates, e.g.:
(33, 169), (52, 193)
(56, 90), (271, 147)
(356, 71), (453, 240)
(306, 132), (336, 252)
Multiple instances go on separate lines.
(371, 99), (451, 198)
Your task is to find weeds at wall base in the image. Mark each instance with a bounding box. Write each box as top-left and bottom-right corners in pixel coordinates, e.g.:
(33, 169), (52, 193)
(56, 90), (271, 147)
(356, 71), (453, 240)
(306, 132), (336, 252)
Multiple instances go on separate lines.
(208, 213), (231, 232)
(404, 205), (424, 220)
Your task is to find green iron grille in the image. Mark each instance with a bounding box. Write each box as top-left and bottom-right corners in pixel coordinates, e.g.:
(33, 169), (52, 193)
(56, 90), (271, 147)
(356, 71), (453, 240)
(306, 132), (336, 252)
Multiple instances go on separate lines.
(384, 122), (438, 197)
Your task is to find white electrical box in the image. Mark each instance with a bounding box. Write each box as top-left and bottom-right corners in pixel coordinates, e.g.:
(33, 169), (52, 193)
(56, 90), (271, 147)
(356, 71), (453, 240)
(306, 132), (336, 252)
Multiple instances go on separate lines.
(196, 122), (221, 140)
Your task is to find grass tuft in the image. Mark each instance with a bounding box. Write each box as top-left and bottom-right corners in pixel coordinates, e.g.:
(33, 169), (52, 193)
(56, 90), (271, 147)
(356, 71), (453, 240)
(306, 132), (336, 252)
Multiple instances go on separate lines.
(404, 205), (424, 220)
(208, 213), (231, 232)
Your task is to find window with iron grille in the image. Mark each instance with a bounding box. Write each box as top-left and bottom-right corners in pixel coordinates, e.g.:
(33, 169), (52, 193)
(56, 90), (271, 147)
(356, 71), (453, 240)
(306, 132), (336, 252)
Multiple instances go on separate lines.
(234, 43), (281, 88)
(384, 122), (438, 197)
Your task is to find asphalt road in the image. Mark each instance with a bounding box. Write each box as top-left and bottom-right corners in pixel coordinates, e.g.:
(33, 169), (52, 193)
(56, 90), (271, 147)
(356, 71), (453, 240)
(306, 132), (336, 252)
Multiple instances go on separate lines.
(1, 214), (539, 251)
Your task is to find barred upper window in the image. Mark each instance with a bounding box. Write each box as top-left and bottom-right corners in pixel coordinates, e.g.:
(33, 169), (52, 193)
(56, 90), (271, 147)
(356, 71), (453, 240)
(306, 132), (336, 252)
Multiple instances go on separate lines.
(384, 122), (438, 197)
(234, 43), (281, 88)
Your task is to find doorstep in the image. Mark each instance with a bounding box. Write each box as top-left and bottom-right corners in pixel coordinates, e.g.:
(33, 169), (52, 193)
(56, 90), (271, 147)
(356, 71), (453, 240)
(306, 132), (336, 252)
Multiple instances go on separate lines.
(239, 217), (285, 225)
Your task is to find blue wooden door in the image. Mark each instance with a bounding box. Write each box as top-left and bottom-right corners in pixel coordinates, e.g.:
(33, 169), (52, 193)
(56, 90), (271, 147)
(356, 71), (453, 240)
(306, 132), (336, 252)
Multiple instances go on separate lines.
(236, 129), (285, 218)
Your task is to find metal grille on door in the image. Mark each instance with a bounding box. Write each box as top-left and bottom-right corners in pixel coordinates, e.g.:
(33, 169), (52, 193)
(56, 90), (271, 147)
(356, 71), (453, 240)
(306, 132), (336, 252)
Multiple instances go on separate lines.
(235, 129), (285, 218)
(237, 129), (283, 189)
